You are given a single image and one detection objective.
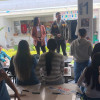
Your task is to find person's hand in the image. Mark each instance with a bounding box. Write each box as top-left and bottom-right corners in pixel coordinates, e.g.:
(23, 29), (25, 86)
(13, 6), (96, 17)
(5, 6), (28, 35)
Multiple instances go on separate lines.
(15, 92), (21, 100)
(4, 61), (7, 66)
(57, 34), (61, 37)
(37, 38), (41, 41)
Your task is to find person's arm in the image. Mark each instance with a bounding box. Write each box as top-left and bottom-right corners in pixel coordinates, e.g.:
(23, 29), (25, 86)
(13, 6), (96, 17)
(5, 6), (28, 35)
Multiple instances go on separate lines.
(35, 55), (44, 82)
(32, 27), (37, 40)
(3, 52), (11, 60)
(0, 52), (6, 62)
(88, 42), (93, 56)
(65, 22), (69, 40)
(51, 22), (57, 37)
(0, 57), (6, 62)
(77, 68), (87, 87)
(42, 25), (46, 39)
(0, 69), (21, 100)
(70, 42), (74, 56)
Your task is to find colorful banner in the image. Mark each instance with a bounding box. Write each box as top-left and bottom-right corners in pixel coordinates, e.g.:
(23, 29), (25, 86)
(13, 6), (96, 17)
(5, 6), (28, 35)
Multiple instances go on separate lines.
(61, 11), (78, 20)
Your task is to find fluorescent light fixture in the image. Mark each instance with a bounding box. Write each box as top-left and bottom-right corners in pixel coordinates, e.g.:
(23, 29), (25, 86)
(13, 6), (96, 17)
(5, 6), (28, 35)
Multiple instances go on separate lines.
(0, 5), (77, 13)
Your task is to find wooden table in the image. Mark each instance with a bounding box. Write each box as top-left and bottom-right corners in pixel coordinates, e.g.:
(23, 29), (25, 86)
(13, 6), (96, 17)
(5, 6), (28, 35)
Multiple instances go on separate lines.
(8, 83), (77, 100)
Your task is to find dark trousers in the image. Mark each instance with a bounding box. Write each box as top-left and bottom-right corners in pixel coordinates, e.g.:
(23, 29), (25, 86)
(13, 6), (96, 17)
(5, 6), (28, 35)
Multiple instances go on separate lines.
(56, 39), (67, 56)
(35, 41), (46, 55)
(74, 60), (90, 83)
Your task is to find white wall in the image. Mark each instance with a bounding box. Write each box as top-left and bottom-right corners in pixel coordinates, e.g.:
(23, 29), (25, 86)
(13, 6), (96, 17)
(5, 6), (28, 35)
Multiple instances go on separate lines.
(0, 15), (53, 47)
(11, 16), (33, 21)
(0, 17), (6, 48)
(11, 15), (53, 22)
(40, 16), (53, 22)
(0, 17), (14, 48)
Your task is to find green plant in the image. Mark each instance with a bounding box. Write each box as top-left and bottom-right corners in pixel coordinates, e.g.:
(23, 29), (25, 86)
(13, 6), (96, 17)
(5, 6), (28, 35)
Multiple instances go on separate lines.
(0, 27), (4, 31)
(13, 45), (18, 50)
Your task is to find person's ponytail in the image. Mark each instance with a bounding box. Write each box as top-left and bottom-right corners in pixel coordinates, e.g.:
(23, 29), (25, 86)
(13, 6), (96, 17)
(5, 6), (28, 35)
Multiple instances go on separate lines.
(45, 52), (54, 76)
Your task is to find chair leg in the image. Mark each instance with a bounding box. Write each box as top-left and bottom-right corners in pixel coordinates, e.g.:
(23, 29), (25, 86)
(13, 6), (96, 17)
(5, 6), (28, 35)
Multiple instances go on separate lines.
(64, 76), (68, 83)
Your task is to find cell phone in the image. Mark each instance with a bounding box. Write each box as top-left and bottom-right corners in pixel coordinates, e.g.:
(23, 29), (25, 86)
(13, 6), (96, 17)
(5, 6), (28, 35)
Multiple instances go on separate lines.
(52, 92), (61, 94)
(32, 92), (40, 94)
(22, 90), (29, 92)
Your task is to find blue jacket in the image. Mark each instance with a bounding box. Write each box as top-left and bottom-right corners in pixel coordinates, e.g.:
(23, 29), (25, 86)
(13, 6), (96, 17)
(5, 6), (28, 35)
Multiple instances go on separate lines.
(0, 51), (11, 62)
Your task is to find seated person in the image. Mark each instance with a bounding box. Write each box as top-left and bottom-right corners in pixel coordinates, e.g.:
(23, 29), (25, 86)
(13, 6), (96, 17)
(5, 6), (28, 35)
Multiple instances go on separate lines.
(78, 52), (100, 100)
(36, 39), (65, 85)
(0, 45), (11, 66)
(13, 40), (39, 86)
(0, 62), (20, 100)
(9, 54), (40, 76)
(91, 43), (100, 58)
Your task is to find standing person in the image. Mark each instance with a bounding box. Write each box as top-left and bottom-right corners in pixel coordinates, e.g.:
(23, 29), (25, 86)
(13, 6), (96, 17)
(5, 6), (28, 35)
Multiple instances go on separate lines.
(36, 39), (65, 85)
(0, 45), (11, 66)
(70, 28), (93, 83)
(51, 12), (69, 58)
(78, 52), (100, 100)
(32, 17), (46, 55)
(13, 40), (39, 86)
(0, 62), (20, 100)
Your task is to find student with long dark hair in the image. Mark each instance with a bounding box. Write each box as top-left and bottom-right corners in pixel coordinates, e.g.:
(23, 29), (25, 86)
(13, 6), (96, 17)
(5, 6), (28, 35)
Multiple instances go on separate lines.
(91, 43), (100, 58)
(78, 52), (100, 100)
(36, 39), (65, 85)
(13, 40), (39, 85)
(32, 17), (46, 55)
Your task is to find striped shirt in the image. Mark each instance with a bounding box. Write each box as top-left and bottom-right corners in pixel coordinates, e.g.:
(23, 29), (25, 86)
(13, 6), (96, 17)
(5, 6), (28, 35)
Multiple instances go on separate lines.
(36, 52), (64, 83)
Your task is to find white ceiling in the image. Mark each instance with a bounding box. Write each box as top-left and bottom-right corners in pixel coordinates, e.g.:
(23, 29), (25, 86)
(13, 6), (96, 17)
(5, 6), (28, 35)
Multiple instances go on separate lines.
(0, 0), (100, 11)
(0, 0), (75, 11)
(0, 0), (100, 18)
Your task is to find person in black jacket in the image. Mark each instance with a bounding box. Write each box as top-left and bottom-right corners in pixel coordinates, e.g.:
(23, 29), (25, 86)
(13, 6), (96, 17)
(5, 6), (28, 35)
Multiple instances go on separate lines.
(51, 12), (69, 57)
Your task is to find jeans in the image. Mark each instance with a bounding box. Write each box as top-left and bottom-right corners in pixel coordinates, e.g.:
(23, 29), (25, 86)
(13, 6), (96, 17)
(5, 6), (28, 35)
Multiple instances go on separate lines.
(74, 60), (90, 83)
(35, 41), (46, 55)
(56, 39), (67, 56)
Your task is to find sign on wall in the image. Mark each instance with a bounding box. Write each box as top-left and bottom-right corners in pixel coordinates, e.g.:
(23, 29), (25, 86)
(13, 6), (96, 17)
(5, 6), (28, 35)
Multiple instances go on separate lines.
(61, 11), (78, 20)
(78, 0), (93, 42)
